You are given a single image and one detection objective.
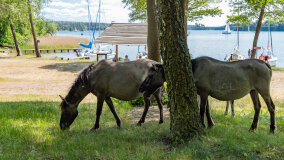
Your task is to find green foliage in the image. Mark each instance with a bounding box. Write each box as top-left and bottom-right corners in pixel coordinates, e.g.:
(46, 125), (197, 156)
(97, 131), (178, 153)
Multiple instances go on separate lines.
(187, 0), (223, 22)
(35, 18), (58, 36)
(0, 0), (56, 46)
(228, 0), (284, 24)
(122, 0), (222, 22)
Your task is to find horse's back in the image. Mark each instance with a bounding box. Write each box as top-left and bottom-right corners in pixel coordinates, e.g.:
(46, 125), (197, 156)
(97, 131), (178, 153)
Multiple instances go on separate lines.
(192, 57), (272, 100)
(89, 59), (155, 100)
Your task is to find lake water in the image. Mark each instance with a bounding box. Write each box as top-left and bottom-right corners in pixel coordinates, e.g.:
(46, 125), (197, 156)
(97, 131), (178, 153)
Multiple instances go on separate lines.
(53, 30), (284, 67)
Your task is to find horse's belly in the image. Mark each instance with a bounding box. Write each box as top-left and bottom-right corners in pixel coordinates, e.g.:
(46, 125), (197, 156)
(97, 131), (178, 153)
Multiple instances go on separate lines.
(210, 87), (251, 101)
(111, 91), (142, 101)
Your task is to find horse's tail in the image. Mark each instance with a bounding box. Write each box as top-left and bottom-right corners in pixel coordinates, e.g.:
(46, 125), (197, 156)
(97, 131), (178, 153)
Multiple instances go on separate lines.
(264, 62), (272, 77)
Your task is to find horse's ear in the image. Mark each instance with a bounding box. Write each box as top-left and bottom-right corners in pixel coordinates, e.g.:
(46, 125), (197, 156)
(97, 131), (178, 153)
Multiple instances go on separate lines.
(59, 95), (69, 105)
(152, 63), (158, 71)
(59, 95), (65, 101)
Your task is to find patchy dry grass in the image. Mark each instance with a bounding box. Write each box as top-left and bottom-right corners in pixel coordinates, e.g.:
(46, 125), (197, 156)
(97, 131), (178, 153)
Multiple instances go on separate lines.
(22, 35), (89, 49)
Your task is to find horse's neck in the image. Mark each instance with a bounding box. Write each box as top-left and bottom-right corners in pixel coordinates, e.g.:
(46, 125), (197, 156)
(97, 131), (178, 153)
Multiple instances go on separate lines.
(65, 85), (90, 106)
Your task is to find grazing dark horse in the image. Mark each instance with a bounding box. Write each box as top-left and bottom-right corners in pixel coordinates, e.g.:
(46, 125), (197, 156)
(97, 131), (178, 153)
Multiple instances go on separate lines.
(59, 59), (165, 131)
(139, 56), (275, 133)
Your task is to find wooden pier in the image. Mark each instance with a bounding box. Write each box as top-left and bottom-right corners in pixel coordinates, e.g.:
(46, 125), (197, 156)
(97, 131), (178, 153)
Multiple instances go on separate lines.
(21, 48), (81, 54)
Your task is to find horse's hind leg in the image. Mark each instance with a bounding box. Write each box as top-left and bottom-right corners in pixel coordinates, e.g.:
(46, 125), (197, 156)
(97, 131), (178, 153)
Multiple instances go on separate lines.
(224, 101), (230, 115)
(105, 97), (121, 128)
(205, 100), (215, 127)
(137, 93), (151, 126)
(249, 90), (261, 131)
(259, 91), (275, 133)
(200, 95), (208, 128)
(231, 100), (235, 116)
(90, 97), (104, 131)
(153, 88), (164, 124)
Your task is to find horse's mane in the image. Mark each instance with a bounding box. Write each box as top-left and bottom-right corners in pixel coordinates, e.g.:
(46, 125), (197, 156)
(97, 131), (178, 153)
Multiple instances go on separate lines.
(60, 63), (97, 110)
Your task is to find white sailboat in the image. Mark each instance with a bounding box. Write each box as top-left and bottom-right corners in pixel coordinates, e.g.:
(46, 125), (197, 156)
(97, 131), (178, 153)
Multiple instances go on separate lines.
(78, 0), (115, 60)
(224, 23), (245, 61)
(222, 23), (232, 34)
(264, 23), (277, 66)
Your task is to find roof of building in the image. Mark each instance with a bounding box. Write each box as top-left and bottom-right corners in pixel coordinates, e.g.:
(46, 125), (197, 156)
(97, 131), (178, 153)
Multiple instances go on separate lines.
(94, 23), (147, 45)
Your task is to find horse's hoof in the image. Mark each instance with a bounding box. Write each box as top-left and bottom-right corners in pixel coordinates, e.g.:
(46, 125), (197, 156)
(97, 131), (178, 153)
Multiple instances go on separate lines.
(270, 126), (275, 134)
(159, 120), (164, 124)
(249, 128), (256, 132)
(208, 122), (215, 128)
(117, 121), (121, 128)
(89, 127), (99, 132)
(137, 122), (143, 126)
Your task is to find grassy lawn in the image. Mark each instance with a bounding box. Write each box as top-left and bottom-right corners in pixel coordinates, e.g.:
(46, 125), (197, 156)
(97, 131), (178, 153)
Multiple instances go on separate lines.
(1, 94), (283, 160)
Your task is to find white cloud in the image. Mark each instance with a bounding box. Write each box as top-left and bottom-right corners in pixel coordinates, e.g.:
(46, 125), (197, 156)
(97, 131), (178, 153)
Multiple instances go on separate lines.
(42, 0), (230, 26)
(42, 0), (130, 23)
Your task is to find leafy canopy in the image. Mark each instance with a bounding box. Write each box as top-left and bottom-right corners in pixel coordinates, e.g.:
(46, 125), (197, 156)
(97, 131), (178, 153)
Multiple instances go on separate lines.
(228, 0), (284, 25)
(122, 0), (222, 23)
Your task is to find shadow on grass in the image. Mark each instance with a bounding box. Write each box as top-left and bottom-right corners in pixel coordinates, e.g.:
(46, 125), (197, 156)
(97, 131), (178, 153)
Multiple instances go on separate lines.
(39, 62), (93, 73)
(1, 101), (284, 159)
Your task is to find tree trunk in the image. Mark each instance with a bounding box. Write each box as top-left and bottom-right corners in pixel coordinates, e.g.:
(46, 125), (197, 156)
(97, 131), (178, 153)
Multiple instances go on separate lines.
(147, 0), (160, 62)
(27, 0), (41, 57)
(251, 1), (267, 59)
(9, 22), (22, 56)
(158, 0), (204, 142)
(182, 0), (189, 37)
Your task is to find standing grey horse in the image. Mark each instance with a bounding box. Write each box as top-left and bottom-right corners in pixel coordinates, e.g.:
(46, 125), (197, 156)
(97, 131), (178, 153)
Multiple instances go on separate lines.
(59, 59), (165, 131)
(139, 56), (275, 133)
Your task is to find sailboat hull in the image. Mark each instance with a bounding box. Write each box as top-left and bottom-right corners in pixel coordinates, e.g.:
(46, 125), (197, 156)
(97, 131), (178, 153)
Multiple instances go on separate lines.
(268, 57), (277, 67)
(222, 31), (231, 34)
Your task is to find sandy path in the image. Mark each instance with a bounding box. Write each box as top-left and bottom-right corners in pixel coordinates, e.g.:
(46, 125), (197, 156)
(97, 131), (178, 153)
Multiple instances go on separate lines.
(0, 56), (91, 95)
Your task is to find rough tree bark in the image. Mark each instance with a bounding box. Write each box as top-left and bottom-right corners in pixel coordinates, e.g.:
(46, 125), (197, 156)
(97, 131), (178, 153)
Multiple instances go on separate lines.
(158, 0), (204, 142)
(251, 0), (267, 59)
(183, 0), (189, 37)
(9, 21), (22, 56)
(27, 0), (41, 57)
(147, 0), (160, 62)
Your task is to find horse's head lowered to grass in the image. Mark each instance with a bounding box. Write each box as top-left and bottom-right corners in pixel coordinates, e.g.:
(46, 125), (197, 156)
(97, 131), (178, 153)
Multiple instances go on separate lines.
(139, 63), (166, 95)
(59, 95), (78, 130)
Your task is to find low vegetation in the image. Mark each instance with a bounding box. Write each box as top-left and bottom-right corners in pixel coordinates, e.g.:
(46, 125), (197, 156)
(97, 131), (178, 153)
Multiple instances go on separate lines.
(0, 94), (283, 159)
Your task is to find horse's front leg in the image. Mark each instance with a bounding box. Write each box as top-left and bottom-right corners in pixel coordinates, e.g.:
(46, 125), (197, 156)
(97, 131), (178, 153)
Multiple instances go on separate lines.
(105, 97), (121, 128)
(90, 97), (104, 131)
(137, 93), (151, 126)
(205, 100), (215, 127)
(153, 88), (164, 124)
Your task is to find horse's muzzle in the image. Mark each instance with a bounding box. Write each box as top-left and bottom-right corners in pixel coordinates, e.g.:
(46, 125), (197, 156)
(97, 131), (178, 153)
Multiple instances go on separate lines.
(139, 86), (145, 92)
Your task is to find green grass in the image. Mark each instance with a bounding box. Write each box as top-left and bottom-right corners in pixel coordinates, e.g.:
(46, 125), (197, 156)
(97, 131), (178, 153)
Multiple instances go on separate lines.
(0, 96), (284, 160)
(272, 66), (284, 71)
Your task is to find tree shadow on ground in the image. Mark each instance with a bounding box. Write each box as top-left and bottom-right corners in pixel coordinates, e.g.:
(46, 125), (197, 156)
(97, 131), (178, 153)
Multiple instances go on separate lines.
(39, 62), (94, 73)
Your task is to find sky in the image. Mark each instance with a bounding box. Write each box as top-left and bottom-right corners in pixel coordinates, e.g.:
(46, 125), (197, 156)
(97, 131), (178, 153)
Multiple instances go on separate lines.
(41, 0), (231, 27)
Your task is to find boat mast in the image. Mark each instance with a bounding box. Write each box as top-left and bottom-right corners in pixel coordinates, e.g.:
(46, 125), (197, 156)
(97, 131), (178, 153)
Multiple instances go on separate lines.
(237, 0), (240, 50)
